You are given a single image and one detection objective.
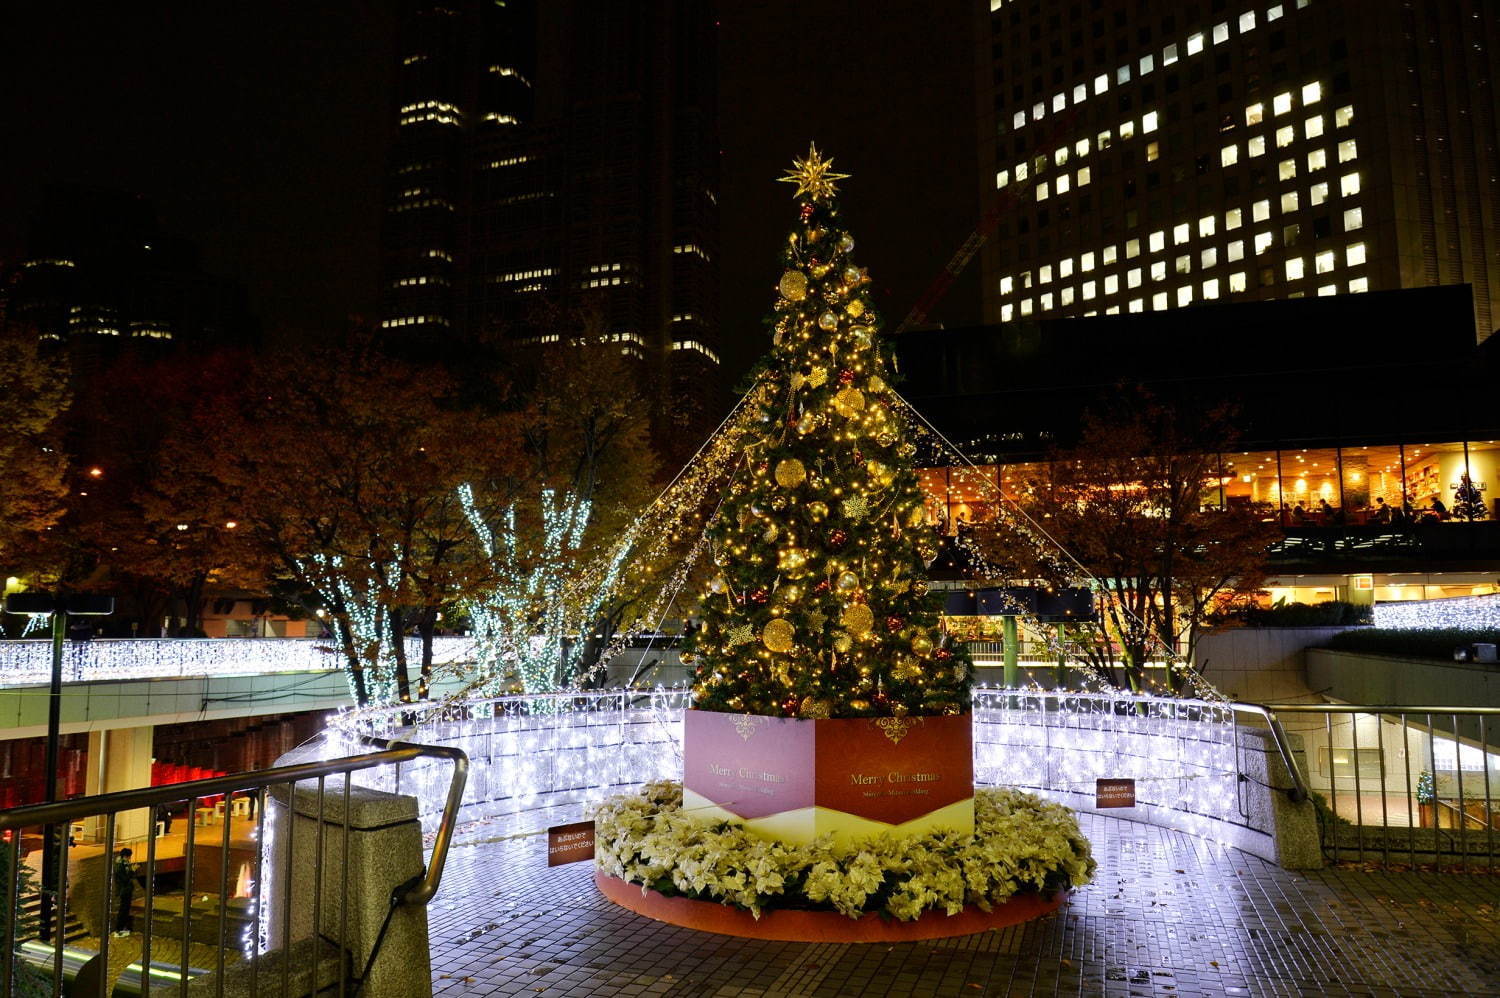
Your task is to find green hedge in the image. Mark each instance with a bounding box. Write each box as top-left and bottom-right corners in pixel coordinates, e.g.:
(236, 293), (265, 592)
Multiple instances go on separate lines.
(1324, 627), (1499, 661)
(1239, 600), (1372, 627)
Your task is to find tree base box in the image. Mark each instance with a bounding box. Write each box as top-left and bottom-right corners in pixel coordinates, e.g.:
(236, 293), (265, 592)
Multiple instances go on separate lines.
(682, 709), (973, 845)
(595, 870), (1062, 942)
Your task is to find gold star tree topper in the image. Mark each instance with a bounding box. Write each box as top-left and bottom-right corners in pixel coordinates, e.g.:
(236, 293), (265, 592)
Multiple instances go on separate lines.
(778, 143), (850, 202)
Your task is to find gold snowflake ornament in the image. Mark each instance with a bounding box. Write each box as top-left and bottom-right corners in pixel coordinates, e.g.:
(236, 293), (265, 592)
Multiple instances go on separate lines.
(778, 143), (850, 202)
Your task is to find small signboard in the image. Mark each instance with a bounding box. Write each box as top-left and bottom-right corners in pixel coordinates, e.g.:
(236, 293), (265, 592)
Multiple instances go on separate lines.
(546, 820), (596, 866)
(1096, 778), (1136, 808)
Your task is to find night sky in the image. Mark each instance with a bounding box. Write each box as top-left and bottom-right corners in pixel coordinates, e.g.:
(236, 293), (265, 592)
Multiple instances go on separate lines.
(1, 1), (980, 384)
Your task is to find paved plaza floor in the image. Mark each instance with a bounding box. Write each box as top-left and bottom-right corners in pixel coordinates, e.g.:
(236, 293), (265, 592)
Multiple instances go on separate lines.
(427, 813), (1500, 997)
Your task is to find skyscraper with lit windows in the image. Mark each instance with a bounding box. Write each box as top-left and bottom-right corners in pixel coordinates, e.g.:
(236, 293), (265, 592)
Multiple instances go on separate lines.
(974, 0), (1500, 340)
(380, 0), (721, 437)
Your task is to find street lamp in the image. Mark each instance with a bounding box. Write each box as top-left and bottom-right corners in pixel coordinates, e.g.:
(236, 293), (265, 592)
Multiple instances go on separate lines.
(2, 592), (114, 940)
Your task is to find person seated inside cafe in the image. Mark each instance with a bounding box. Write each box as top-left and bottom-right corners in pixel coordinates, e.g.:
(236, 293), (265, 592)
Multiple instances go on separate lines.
(1371, 496), (1392, 525)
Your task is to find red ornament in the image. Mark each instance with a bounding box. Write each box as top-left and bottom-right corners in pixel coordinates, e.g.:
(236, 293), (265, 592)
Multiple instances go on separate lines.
(813, 579), (831, 595)
(749, 587), (771, 605)
(935, 647), (953, 661)
(827, 528), (849, 550)
(800, 203), (815, 222)
(885, 614), (906, 633)
(838, 368), (856, 386)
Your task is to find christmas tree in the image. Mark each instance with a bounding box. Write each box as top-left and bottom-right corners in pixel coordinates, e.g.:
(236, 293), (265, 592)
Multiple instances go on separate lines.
(687, 146), (971, 720)
(1452, 473), (1489, 521)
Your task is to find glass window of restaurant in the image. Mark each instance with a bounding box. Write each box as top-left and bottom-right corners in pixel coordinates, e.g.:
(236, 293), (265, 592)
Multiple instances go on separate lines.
(1223, 451), (1283, 521)
(1282, 448), (1342, 523)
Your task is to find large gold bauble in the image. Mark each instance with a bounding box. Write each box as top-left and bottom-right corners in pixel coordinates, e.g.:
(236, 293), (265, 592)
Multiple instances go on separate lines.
(818, 310), (839, 331)
(778, 269), (809, 301)
(795, 411), (819, 435)
(876, 432), (896, 449)
(833, 387), (866, 417)
(838, 234), (854, 253)
(842, 603), (875, 635)
(846, 299), (865, 318)
(807, 500), (829, 522)
(774, 458), (807, 488)
(777, 547), (811, 577)
(851, 325), (873, 346)
(911, 633), (935, 657)
(832, 631), (853, 653)
(799, 697), (831, 719)
(843, 265), (862, 285)
(762, 618), (795, 653)
(835, 570), (860, 595)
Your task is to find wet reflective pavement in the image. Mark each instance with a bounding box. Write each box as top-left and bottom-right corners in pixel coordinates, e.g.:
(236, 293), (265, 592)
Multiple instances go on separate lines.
(427, 813), (1500, 997)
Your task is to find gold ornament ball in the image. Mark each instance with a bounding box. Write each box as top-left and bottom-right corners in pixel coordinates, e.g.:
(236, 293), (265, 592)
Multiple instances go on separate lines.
(818, 310), (839, 331)
(799, 697), (831, 719)
(774, 458), (807, 488)
(835, 570), (860, 595)
(912, 580), (929, 597)
(680, 650), (696, 665)
(709, 576), (727, 594)
(778, 269), (809, 301)
(808, 366), (829, 387)
(832, 631), (853, 653)
(849, 698), (870, 712)
(807, 500), (829, 522)
(846, 299), (865, 318)
(892, 703), (910, 718)
(911, 633), (935, 657)
(851, 325), (873, 346)
(867, 375), (887, 393)
(876, 432), (896, 449)
(843, 265), (862, 285)
(762, 618), (796, 654)
(777, 547), (811, 577)
(795, 411), (820, 435)
(842, 603), (875, 635)
(832, 386), (866, 417)
(839, 234), (855, 253)
(776, 583), (803, 605)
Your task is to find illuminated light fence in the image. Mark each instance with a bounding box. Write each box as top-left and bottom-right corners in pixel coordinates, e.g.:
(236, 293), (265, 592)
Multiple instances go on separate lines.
(321, 688), (1297, 864)
(0, 636), (479, 687)
(1373, 593), (1500, 631)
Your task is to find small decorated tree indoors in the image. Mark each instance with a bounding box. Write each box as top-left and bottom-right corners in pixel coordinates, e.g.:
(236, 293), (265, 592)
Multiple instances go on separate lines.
(687, 146), (971, 720)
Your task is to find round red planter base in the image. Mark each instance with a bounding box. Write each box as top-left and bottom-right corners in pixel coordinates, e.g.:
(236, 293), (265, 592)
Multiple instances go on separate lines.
(594, 870), (1065, 943)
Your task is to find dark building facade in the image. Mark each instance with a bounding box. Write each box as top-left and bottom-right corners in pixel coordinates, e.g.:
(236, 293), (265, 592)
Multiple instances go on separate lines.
(380, 0), (721, 434)
(0, 185), (256, 350)
(974, 0), (1500, 342)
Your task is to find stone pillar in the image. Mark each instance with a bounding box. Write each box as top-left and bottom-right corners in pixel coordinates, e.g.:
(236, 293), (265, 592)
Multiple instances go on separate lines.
(1239, 727), (1323, 869)
(266, 782), (432, 998)
(84, 726), (154, 843)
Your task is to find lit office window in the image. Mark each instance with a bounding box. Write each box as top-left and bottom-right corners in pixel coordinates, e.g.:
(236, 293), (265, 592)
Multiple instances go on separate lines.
(1126, 238), (1142, 258)
(1073, 84), (1088, 104)
(1039, 264), (1053, 284)
(1002, 304), (1015, 321)
(1318, 284), (1338, 296)
(1174, 223), (1191, 245)
(1151, 261), (1167, 281)
(1127, 267), (1143, 288)
(1014, 111), (1027, 129)
(1222, 144), (1240, 167)
(1055, 147), (1069, 166)
(1098, 129), (1114, 148)
(1150, 231), (1166, 252)
(1338, 139), (1358, 163)
(1116, 65), (1131, 84)
(1204, 278), (1221, 299)
(1276, 125), (1295, 148)
(1129, 298), (1145, 312)
(1267, 3), (1285, 19)
(1315, 249), (1336, 274)
(1152, 291), (1169, 310)
(1246, 102), (1265, 126)
(1227, 240), (1245, 262)
(1140, 53), (1155, 75)
(1188, 33), (1204, 55)
(1041, 292), (1054, 310)
(1143, 111), (1159, 133)
(1286, 258), (1306, 280)
(1302, 81), (1322, 105)
(1120, 120), (1136, 139)
(1177, 286), (1194, 306)
(1081, 251), (1096, 272)
(1083, 280), (1097, 300)
(1037, 182), (1050, 201)
(1229, 271), (1248, 293)
(1020, 298), (1034, 316)
(1307, 149), (1327, 172)
(1106, 306), (1121, 315)
(1347, 242), (1367, 266)
(1053, 93), (1067, 113)
(1284, 222), (1302, 246)
(1016, 162), (1029, 182)
(1341, 172), (1361, 197)
(1253, 200), (1271, 222)
(1021, 270), (1033, 289)
(1254, 231), (1274, 254)
(1060, 258), (1075, 278)
(1076, 137), (1091, 156)
(1000, 276), (1014, 294)
(1057, 175), (1071, 194)
(1060, 286), (1075, 306)
(1310, 181), (1329, 205)
(1201, 247), (1218, 268)
(997, 169), (1010, 189)
(1239, 11), (1256, 31)
(1033, 102), (1045, 120)
(1273, 92), (1293, 116)
(1103, 245), (1118, 265)
(1213, 22), (1229, 44)
(1095, 73), (1109, 94)
(1343, 207), (1363, 231)
(1226, 207), (1244, 229)
(1305, 116), (1325, 140)
(1147, 141), (1161, 162)
(1198, 216), (1217, 237)
(1103, 274), (1119, 295)
(1077, 166), (1092, 186)
(1349, 277), (1369, 293)
(1176, 254), (1192, 275)
(1335, 105), (1354, 128)
(1163, 43), (1179, 67)
(1279, 158), (1297, 181)
(1248, 136), (1267, 157)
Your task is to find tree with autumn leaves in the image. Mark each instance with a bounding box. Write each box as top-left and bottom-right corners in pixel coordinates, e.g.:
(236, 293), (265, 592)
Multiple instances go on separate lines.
(0, 323), (69, 587)
(686, 147), (970, 720)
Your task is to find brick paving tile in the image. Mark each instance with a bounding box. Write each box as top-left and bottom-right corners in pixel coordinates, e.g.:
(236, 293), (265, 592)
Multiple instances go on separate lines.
(426, 813), (1500, 997)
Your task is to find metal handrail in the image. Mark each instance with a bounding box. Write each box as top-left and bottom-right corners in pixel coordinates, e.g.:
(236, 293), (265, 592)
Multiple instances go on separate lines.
(0, 736), (469, 908)
(1229, 702), (1311, 803)
(1261, 703), (1500, 715)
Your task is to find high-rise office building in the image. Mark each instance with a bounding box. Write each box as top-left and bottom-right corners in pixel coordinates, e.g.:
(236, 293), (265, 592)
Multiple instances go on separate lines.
(380, 0), (721, 436)
(974, 0), (1500, 340)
